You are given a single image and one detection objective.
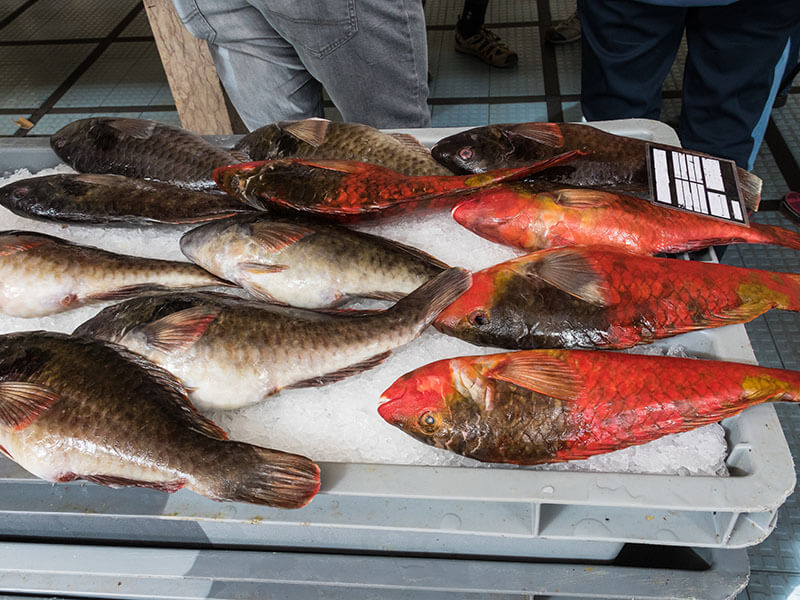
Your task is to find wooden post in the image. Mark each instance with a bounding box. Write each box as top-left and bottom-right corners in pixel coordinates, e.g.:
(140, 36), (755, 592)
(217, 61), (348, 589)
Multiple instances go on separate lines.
(143, 0), (233, 135)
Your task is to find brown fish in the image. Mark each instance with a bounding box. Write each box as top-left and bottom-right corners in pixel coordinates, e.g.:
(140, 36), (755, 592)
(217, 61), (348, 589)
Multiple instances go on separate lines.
(0, 173), (252, 226)
(74, 268), (471, 411)
(0, 230), (231, 317)
(50, 117), (244, 190)
(0, 331), (319, 508)
(179, 213), (448, 308)
(234, 117), (453, 176)
(431, 122), (762, 211)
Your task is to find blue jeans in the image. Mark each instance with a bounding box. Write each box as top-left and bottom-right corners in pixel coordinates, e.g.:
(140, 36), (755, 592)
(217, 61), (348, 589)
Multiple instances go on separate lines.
(172, 0), (431, 130)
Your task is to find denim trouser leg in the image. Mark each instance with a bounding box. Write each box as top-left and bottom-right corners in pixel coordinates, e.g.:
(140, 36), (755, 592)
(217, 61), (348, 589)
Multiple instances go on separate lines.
(172, 0), (430, 130)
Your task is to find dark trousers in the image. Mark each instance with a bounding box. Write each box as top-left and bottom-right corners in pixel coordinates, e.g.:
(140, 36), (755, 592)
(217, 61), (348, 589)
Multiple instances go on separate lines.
(577, 0), (800, 170)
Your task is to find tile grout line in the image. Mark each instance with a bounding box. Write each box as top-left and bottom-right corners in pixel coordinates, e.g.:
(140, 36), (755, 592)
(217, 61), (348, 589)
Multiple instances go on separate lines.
(764, 117), (800, 192)
(0, 35), (154, 46)
(11, 2), (144, 137)
(535, 0), (564, 122)
(0, 0), (40, 32)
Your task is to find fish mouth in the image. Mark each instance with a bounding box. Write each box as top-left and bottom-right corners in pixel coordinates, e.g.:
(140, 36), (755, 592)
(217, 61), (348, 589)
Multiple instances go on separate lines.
(377, 395), (398, 422)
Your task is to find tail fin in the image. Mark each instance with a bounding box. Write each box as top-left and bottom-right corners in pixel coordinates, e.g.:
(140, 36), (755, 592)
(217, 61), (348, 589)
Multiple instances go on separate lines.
(774, 272), (800, 312)
(391, 267), (472, 327)
(736, 167), (762, 212)
(195, 442), (320, 509)
(750, 222), (800, 251)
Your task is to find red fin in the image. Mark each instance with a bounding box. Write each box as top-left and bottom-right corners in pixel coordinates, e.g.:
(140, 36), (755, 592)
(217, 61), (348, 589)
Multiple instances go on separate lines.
(0, 444), (13, 459)
(0, 381), (60, 430)
(108, 118), (157, 139)
(82, 474), (186, 493)
(486, 353), (583, 401)
(280, 117), (330, 146)
(494, 150), (586, 183)
(143, 306), (220, 352)
(514, 248), (610, 306)
(285, 351), (392, 388)
(506, 122), (565, 147)
(0, 238), (46, 256)
(249, 221), (316, 252)
(241, 262), (288, 275)
(554, 189), (619, 208)
(736, 167), (761, 212)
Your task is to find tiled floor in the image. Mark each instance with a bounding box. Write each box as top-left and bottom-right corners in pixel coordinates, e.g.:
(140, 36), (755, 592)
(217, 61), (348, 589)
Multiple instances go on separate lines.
(0, 0), (799, 598)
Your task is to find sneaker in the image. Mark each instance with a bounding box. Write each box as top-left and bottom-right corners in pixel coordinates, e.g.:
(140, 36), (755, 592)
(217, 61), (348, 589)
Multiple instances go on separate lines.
(783, 191), (800, 222)
(455, 26), (518, 68)
(546, 11), (581, 45)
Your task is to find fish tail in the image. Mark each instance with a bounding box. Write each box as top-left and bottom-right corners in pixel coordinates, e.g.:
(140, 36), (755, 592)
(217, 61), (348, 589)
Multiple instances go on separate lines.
(773, 272), (800, 311)
(736, 167), (762, 212)
(391, 267), (472, 328)
(192, 441), (320, 509)
(749, 222), (800, 251)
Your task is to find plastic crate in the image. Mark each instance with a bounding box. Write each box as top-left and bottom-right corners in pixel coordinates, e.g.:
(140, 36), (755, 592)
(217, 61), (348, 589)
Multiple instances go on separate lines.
(0, 120), (793, 562)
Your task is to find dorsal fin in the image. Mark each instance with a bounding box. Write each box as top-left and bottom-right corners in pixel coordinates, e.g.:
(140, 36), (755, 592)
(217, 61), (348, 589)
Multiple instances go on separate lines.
(107, 118), (158, 139)
(506, 123), (565, 147)
(388, 133), (433, 157)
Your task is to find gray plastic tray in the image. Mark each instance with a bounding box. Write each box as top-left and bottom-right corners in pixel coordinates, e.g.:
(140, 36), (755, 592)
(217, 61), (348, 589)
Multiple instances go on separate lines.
(0, 121), (794, 562)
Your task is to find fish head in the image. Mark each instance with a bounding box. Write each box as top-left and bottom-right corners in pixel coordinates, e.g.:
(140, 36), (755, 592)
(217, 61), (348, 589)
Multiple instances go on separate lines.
(435, 266), (538, 348)
(451, 184), (547, 249)
(0, 180), (34, 211)
(180, 215), (256, 277)
(213, 161), (264, 199)
(431, 126), (516, 174)
(378, 359), (461, 444)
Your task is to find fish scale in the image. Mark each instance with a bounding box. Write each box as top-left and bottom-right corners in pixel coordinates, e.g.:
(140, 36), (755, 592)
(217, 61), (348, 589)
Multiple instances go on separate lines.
(451, 184), (800, 254)
(379, 349), (800, 465)
(434, 246), (800, 350)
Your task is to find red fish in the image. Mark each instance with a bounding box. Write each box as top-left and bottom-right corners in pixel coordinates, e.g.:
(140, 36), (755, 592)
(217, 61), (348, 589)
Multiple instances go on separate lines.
(378, 349), (800, 465)
(433, 246), (800, 349)
(451, 185), (800, 254)
(213, 153), (582, 221)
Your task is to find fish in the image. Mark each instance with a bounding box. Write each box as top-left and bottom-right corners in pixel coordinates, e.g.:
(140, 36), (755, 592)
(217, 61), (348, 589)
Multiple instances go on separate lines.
(431, 122), (762, 212)
(233, 117), (453, 176)
(213, 152), (583, 221)
(451, 186), (800, 254)
(180, 213), (448, 308)
(378, 349), (800, 465)
(434, 245), (800, 349)
(0, 331), (319, 508)
(50, 117), (245, 190)
(0, 230), (232, 318)
(74, 268), (471, 411)
(0, 173), (253, 226)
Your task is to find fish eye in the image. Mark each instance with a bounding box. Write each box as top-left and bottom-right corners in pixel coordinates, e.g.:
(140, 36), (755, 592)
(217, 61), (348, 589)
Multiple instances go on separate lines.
(458, 147), (474, 161)
(418, 411), (441, 433)
(468, 310), (489, 327)
(10, 186), (28, 200)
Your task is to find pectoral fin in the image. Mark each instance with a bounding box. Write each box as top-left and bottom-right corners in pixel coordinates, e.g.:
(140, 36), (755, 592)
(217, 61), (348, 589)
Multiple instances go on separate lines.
(515, 247), (610, 306)
(554, 189), (618, 208)
(506, 123), (565, 147)
(0, 381), (60, 430)
(143, 306), (220, 352)
(486, 353), (583, 401)
(249, 221), (316, 252)
(280, 117), (330, 147)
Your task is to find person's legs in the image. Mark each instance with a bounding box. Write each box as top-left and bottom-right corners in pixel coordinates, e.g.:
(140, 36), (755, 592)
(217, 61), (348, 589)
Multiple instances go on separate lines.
(454, 0), (517, 68)
(578, 0), (685, 121)
(680, 0), (800, 169)
(171, 0), (323, 130)
(260, 0), (431, 128)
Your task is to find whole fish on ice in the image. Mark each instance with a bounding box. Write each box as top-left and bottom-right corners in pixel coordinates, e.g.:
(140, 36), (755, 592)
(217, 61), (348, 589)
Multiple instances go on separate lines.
(0, 331), (319, 508)
(0, 173), (252, 226)
(451, 186), (800, 254)
(431, 122), (762, 211)
(0, 231), (231, 317)
(50, 117), (244, 190)
(434, 246), (800, 349)
(74, 268), (470, 411)
(378, 349), (800, 464)
(234, 117), (453, 176)
(180, 213), (448, 308)
(213, 153), (582, 220)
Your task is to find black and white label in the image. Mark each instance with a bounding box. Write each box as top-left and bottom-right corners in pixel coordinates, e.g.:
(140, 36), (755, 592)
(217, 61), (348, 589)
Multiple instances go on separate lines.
(647, 145), (748, 225)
